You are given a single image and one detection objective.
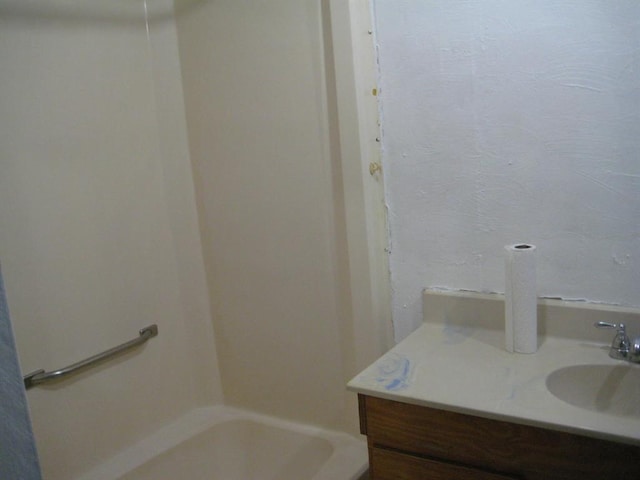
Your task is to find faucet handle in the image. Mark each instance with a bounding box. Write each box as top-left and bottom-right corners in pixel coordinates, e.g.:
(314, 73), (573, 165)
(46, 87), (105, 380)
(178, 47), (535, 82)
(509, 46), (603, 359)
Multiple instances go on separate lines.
(595, 321), (625, 331)
(632, 337), (640, 359)
(594, 322), (630, 359)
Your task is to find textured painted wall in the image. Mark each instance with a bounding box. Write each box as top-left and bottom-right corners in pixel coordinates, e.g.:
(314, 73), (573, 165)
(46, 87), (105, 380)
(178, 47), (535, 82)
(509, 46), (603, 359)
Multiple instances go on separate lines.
(374, 0), (640, 340)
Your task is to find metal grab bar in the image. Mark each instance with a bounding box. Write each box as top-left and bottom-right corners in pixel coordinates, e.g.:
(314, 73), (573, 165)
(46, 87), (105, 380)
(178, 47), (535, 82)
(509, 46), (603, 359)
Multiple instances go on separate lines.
(23, 324), (158, 389)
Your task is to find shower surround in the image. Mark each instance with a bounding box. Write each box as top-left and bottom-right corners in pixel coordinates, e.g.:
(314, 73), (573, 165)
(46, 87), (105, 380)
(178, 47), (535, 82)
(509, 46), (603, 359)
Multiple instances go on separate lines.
(0, 0), (388, 478)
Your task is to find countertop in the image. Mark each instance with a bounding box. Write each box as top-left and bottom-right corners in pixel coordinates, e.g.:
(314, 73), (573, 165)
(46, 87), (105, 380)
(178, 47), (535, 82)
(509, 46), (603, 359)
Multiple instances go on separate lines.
(347, 290), (640, 446)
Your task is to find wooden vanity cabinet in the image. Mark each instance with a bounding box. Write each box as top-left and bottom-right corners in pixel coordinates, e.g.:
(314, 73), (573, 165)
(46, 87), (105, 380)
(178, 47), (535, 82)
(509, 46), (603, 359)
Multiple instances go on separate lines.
(358, 394), (640, 480)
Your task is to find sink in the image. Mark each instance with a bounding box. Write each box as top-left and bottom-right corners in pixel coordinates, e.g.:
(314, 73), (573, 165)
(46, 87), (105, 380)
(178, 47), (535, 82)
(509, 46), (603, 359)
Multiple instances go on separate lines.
(546, 364), (640, 417)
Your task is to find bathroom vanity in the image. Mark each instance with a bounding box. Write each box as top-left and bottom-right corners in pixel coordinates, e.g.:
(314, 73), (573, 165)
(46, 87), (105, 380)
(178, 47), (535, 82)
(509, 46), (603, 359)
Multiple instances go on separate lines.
(357, 394), (638, 479)
(348, 291), (640, 479)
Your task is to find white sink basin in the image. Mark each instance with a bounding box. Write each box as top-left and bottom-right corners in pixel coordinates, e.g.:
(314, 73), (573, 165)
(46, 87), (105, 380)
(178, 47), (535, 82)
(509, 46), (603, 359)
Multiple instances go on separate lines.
(546, 364), (640, 417)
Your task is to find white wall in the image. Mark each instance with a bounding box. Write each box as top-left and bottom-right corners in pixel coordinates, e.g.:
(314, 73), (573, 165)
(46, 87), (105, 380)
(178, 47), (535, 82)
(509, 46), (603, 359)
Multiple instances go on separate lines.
(0, 1), (222, 478)
(174, 0), (360, 431)
(373, 0), (640, 340)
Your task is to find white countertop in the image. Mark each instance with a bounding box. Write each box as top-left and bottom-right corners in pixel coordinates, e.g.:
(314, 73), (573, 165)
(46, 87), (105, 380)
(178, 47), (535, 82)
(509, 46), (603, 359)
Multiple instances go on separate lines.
(347, 291), (640, 446)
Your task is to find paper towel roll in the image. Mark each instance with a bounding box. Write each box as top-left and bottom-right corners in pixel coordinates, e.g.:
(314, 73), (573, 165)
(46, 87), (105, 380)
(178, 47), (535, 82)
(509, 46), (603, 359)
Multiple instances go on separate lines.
(504, 243), (537, 353)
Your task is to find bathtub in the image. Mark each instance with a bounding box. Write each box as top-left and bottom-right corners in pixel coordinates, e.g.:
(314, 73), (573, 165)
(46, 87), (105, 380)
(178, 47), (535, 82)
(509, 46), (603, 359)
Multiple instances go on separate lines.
(77, 406), (369, 480)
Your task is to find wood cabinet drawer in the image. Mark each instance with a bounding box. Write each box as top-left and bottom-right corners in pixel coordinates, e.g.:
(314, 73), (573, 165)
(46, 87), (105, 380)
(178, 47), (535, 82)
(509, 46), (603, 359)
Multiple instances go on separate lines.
(370, 447), (519, 480)
(360, 395), (640, 480)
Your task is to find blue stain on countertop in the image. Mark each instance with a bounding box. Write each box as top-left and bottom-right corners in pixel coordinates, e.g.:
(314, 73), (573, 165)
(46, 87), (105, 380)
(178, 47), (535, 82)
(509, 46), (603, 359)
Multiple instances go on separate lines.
(375, 353), (412, 391)
(442, 317), (475, 345)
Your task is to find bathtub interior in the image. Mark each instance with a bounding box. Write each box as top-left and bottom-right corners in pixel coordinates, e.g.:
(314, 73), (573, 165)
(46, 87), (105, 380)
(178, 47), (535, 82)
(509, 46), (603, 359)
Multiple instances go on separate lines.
(79, 406), (368, 480)
(120, 419), (332, 480)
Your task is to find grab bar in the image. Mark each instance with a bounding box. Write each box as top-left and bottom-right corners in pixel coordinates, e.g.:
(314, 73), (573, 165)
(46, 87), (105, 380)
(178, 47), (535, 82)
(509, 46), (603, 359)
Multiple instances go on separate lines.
(23, 324), (158, 389)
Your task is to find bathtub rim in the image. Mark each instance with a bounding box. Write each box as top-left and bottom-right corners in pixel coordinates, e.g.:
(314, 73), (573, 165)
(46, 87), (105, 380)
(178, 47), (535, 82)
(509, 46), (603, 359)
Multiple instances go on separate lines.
(75, 405), (368, 480)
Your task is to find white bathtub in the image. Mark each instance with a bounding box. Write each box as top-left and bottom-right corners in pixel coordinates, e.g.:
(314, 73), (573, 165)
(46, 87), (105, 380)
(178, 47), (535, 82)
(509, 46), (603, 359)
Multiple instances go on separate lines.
(77, 406), (369, 480)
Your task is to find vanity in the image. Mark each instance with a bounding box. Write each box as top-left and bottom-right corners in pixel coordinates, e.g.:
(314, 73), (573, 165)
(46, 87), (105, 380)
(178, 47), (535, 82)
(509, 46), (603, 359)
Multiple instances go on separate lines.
(348, 291), (640, 479)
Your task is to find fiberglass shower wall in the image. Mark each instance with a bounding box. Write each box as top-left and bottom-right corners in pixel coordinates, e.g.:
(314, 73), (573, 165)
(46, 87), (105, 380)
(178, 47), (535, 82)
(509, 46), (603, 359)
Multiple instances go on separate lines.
(0, 0), (388, 477)
(0, 1), (221, 478)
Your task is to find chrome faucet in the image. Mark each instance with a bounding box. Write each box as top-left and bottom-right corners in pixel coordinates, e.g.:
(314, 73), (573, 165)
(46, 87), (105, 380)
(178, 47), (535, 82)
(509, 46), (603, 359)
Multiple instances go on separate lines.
(594, 322), (640, 363)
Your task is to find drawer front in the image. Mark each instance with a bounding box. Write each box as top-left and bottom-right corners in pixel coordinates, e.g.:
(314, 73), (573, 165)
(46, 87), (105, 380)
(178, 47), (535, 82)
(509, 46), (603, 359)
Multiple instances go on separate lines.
(371, 447), (519, 480)
(361, 395), (640, 480)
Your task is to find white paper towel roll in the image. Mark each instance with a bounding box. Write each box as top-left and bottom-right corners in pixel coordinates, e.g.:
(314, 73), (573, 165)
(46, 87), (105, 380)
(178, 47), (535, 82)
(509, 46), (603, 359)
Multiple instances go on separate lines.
(504, 243), (537, 353)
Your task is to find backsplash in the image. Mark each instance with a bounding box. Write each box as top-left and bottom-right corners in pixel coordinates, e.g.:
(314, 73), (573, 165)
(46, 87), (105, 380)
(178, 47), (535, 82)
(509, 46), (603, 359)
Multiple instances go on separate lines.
(423, 289), (640, 344)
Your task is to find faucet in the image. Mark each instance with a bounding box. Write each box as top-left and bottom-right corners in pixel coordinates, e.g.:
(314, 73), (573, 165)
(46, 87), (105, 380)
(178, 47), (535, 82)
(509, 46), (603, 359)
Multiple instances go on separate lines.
(594, 322), (640, 363)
